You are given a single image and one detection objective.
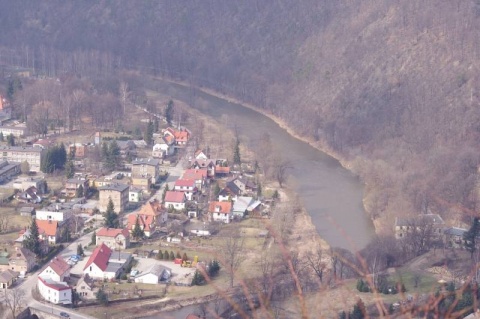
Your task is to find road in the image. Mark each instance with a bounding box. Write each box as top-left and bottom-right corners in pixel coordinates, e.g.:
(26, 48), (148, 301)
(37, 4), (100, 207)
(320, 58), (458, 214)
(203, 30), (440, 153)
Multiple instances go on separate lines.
(2, 231), (97, 319)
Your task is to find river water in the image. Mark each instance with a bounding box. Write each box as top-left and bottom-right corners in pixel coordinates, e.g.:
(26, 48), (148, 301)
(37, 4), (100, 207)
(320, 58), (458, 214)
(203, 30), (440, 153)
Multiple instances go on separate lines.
(143, 78), (375, 318)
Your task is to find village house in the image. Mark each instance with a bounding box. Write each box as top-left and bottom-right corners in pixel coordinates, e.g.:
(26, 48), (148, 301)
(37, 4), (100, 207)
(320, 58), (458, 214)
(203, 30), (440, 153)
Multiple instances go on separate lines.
(3, 247), (37, 273)
(39, 256), (70, 282)
(64, 178), (89, 197)
(37, 276), (72, 305)
(0, 160), (20, 184)
(36, 219), (60, 245)
(232, 196), (255, 219)
(98, 183), (129, 213)
(36, 208), (73, 222)
(182, 169), (208, 191)
(127, 199), (167, 237)
(215, 164), (230, 178)
(96, 227), (130, 250)
(209, 201), (233, 224)
(32, 138), (54, 149)
(174, 179), (197, 201)
(152, 135), (175, 158)
(83, 243), (132, 280)
(0, 269), (19, 288)
(13, 176), (47, 193)
(134, 264), (170, 284)
(394, 214), (445, 239)
(68, 143), (87, 158)
(131, 158), (160, 187)
(16, 186), (42, 204)
(444, 227), (467, 249)
(164, 127), (190, 146)
(76, 274), (97, 300)
(164, 191), (187, 211)
(129, 186), (143, 203)
(116, 140), (137, 159)
(0, 124), (27, 138)
(191, 159), (216, 178)
(0, 146), (45, 171)
(218, 181), (242, 202)
(194, 149), (209, 160)
(231, 176), (257, 194)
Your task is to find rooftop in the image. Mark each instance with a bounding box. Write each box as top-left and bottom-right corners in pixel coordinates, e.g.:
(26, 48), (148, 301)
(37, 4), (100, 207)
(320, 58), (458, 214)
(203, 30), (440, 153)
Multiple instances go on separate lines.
(98, 183), (129, 192)
(164, 191), (185, 203)
(96, 227), (130, 238)
(132, 158), (160, 166)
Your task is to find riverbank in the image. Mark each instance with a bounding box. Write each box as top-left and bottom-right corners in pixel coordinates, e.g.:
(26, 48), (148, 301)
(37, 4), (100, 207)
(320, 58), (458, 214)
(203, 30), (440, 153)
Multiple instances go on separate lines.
(152, 75), (381, 236)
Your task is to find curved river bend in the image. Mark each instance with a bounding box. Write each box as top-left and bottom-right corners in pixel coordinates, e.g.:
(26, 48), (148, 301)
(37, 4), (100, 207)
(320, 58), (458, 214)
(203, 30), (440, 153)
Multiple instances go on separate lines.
(149, 78), (375, 250)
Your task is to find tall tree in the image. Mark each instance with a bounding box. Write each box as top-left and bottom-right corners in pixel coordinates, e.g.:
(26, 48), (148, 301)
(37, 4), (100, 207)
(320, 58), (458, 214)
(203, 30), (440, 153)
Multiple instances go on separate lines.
(76, 184), (84, 198)
(3, 288), (26, 319)
(65, 159), (75, 179)
(131, 215), (145, 240)
(162, 184), (169, 201)
(233, 139), (241, 165)
(6, 134), (14, 146)
(91, 231), (96, 245)
(20, 161), (30, 175)
(23, 218), (41, 257)
(222, 230), (245, 288)
(103, 198), (119, 228)
(464, 217), (480, 259)
(144, 121), (154, 145)
(165, 100), (174, 126)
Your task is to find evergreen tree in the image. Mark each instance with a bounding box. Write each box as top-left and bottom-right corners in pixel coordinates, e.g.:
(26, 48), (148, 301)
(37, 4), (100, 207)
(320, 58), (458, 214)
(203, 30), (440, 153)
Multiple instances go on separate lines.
(103, 198), (119, 228)
(76, 184), (84, 198)
(57, 143), (67, 168)
(0, 132), (4, 141)
(63, 227), (71, 242)
(77, 243), (84, 256)
(153, 119), (159, 132)
(214, 183), (221, 197)
(91, 231), (96, 245)
(208, 260), (221, 277)
(176, 251), (181, 259)
(233, 139), (241, 164)
(182, 252), (188, 261)
(191, 270), (206, 286)
(105, 140), (120, 171)
(464, 217), (480, 259)
(164, 250), (169, 260)
(101, 142), (109, 161)
(165, 100), (174, 126)
(156, 250), (164, 260)
(65, 160), (75, 179)
(162, 184), (169, 201)
(339, 311), (347, 319)
(257, 181), (262, 198)
(96, 288), (109, 306)
(351, 299), (366, 319)
(6, 134), (14, 146)
(169, 251), (175, 260)
(144, 121), (154, 145)
(131, 215), (145, 240)
(23, 218), (41, 257)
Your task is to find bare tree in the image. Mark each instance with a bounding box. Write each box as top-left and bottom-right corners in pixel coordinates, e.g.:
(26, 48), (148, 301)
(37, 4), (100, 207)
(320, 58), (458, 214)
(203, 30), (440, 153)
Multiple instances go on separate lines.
(273, 159), (292, 188)
(119, 81), (130, 116)
(306, 248), (327, 284)
(221, 230), (245, 288)
(3, 288), (26, 319)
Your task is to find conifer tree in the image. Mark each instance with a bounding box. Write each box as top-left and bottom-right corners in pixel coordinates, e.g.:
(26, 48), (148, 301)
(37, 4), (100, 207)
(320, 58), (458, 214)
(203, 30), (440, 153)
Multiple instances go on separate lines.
(103, 198), (119, 228)
(23, 218), (41, 257)
(131, 215), (145, 240)
(464, 217), (480, 259)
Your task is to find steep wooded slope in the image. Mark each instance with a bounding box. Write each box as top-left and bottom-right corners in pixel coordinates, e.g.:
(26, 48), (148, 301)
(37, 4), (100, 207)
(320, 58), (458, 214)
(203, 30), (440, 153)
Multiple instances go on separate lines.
(0, 0), (479, 226)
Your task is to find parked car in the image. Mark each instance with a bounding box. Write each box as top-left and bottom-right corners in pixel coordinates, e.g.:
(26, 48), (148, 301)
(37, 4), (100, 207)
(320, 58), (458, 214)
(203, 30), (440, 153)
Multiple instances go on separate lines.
(60, 312), (70, 318)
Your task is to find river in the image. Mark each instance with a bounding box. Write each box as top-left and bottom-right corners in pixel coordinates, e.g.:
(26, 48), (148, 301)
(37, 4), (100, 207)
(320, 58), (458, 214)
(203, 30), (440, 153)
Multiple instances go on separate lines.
(142, 78), (375, 318)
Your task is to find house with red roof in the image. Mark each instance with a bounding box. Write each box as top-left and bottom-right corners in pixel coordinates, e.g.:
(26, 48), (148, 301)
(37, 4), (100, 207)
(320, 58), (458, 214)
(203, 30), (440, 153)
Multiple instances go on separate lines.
(164, 127), (190, 147)
(182, 169), (208, 191)
(83, 243), (132, 280)
(36, 219), (59, 245)
(164, 191), (186, 211)
(37, 276), (72, 305)
(126, 199), (167, 237)
(191, 159), (216, 178)
(96, 227), (130, 250)
(209, 201), (233, 224)
(39, 256), (70, 282)
(174, 179), (197, 200)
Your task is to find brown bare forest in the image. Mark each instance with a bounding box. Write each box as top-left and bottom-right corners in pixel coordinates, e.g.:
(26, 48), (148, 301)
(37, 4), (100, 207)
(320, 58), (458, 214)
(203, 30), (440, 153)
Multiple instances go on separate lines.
(0, 0), (479, 227)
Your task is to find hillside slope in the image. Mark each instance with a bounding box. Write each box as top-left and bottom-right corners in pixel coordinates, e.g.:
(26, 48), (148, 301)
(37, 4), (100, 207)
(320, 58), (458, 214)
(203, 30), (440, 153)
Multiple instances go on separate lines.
(0, 0), (479, 227)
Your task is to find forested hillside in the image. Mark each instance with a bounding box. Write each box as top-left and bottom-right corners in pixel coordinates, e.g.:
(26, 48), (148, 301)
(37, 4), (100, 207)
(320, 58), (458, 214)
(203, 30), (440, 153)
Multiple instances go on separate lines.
(1, 0), (479, 228)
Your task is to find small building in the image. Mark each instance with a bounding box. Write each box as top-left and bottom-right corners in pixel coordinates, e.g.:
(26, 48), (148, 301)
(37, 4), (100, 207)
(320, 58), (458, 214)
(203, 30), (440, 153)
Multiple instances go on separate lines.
(19, 206), (35, 217)
(0, 160), (20, 184)
(37, 276), (72, 305)
(191, 159), (216, 178)
(83, 243), (132, 280)
(182, 169), (208, 191)
(129, 187), (143, 203)
(134, 264), (170, 284)
(444, 227), (467, 248)
(36, 219), (59, 245)
(174, 179), (197, 201)
(6, 247), (36, 273)
(76, 274), (97, 300)
(96, 227), (130, 250)
(131, 158), (160, 185)
(39, 256), (70, 282)
(232, 196), (254, 219)
(218, 181), (242, 202)
(16, 186), (42, 204)
(127, 199), (167, 237)
(0, 146), (45, 172)
(164, 191), (186, 211)
(98, 183), (129, 213)
(394, 214), (445, 239)
(0, 270), (19, 288)
(152, 135), (175, 158)
(65, 178), (89, 197)
(209, 201), (233, 224)
(13, 176), (47, 194)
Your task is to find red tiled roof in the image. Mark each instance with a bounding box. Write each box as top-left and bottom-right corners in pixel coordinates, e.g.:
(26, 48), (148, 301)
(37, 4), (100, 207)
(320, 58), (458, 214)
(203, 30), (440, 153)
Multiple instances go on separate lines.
(96, 227), (130, 239)
(47, 256), (70, 277)
(84, 243), (112, 271)
(174, 179), (195, 188)
(174, 130), (189, 141)
(138, 199), (163, 217)
(208, 201), (232, 214)
(164, 191), (185, 203)
(215, 165), (230, 174)
(182, 169), (207, 180)
(36, 220), (58, 237)
(127, 213), (153, 232)
(38, 276), (71, 291)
